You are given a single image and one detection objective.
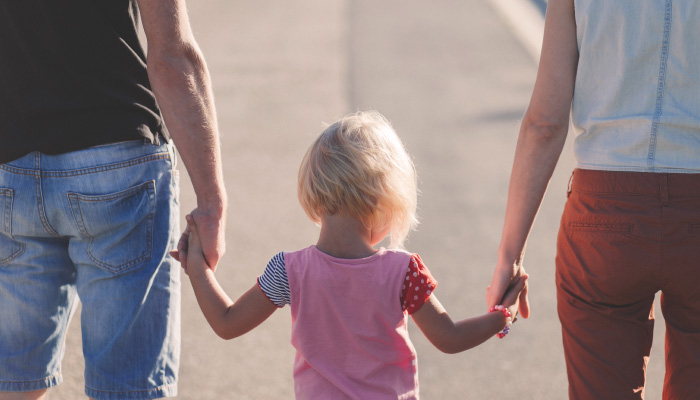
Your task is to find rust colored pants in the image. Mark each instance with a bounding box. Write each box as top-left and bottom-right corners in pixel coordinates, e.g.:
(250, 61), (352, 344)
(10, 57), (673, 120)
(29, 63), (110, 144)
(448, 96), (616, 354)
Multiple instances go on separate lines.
(556, 169), (700, 400)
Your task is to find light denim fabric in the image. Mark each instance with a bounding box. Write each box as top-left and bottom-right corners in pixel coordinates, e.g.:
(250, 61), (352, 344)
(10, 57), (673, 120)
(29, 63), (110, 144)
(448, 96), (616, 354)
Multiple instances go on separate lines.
(572, 0), (700, 172)
(0, 140), (180, 399)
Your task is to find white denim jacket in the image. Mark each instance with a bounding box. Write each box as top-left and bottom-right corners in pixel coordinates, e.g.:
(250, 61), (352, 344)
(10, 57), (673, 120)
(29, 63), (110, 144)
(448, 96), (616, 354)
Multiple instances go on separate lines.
(572, 0), (700, 172)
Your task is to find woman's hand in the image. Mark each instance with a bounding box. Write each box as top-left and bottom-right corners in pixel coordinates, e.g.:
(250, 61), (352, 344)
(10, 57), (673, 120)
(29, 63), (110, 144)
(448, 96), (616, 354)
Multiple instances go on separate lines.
(500, 272), (529, 320)
(487, 259), (529, 319)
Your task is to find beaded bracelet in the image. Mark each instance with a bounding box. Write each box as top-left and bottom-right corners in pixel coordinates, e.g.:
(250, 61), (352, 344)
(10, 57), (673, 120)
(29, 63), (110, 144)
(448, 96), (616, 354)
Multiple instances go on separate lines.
(489, 305), (513, 339)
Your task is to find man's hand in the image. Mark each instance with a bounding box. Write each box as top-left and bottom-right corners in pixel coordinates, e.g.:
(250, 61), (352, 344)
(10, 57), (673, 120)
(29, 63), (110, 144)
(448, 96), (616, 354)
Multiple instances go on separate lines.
(171, 207), (225, 272)
(181, 214), (214, 277)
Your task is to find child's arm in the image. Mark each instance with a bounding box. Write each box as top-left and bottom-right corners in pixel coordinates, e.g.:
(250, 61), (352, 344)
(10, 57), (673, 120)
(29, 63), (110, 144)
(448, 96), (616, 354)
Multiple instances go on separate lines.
(411, 275), (527, 354)
(185, 216), (277, 340)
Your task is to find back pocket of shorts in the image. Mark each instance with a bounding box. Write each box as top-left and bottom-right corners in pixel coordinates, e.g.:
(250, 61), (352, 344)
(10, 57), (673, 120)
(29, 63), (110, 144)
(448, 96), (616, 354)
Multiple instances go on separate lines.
(0, 189), (24, 265)
(68, 181), (156, 273)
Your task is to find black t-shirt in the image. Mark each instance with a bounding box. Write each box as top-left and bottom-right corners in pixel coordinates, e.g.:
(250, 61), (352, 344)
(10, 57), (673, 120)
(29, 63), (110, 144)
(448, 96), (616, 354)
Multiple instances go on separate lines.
(0, 0), (169, 163)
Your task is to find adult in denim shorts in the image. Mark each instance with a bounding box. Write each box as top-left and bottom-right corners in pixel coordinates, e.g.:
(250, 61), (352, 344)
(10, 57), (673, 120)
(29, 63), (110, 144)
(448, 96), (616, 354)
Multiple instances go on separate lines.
(0, 1), (227, 399)
(487, 1), (700, 399)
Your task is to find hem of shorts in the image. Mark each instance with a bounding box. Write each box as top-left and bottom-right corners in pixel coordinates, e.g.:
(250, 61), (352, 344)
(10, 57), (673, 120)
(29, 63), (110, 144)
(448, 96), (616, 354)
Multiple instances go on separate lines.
(0, 373), (62, 392)
(575, 164), (700, 174)
(85, 383), (177, 400)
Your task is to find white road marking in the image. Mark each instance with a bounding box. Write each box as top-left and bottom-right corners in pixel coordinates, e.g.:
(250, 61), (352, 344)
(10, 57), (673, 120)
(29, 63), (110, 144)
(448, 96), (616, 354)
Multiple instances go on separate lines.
(488, 0), (545, 63)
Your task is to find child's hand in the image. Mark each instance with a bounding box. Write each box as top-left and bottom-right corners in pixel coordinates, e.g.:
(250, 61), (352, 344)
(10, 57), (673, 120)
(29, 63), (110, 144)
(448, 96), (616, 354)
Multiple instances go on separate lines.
(169, 226), (190, 268)
(183, 214), (213, 276)
(501, 274), (529, 321)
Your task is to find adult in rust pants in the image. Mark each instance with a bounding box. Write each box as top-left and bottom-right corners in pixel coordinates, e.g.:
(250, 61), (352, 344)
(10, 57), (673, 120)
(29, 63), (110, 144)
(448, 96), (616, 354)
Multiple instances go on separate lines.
(557, 169), (700, 399)
(486, 0), (700, 398)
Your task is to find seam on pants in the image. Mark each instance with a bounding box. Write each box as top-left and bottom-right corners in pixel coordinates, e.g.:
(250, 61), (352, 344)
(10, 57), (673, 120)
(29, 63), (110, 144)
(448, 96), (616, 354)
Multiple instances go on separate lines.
(1, 188), (11, 234)
(33, 153), (59, 236)
(0, 189), (25, 264)
(647, 0), (673, 170)
(660, 174), (670, 206)
(0, 153), (170, 177)
(568, 222), (633, 233)
(0, 374), (62, 384)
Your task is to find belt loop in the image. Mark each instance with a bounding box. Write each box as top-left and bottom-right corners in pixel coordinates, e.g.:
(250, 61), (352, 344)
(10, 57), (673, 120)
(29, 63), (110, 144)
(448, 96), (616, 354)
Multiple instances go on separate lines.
(567, 170), (575, 198)
(660, 174), (669, 206)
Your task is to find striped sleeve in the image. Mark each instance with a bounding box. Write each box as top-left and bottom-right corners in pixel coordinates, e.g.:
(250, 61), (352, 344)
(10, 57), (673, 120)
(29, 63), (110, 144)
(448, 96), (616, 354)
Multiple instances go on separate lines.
(257, 252), (290, 308)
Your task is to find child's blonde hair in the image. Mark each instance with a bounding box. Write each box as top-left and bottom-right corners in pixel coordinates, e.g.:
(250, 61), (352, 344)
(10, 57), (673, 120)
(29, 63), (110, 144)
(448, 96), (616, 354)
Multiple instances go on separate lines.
(298, 111), (418, 249)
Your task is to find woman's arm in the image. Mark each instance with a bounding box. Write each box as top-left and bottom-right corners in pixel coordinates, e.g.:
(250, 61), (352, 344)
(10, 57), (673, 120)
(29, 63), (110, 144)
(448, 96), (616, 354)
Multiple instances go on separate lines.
(412, 275), (527, 354)
(185, 216), (277, 340)
(486, 0), (579, 317)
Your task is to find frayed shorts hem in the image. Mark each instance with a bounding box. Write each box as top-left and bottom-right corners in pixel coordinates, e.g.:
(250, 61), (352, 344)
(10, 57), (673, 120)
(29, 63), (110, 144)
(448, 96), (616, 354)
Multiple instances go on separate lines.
(85, 383), (177, 400)
(0, 374), (62, 392)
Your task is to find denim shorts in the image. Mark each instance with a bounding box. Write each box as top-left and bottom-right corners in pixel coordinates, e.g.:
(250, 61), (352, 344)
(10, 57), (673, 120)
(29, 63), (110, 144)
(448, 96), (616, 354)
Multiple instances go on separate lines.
(0, 140), (180, 399)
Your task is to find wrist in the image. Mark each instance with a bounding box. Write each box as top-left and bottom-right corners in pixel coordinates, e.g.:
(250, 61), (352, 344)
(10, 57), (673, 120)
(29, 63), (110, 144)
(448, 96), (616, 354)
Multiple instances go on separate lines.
(189, 262), (214, 280)
(496, 237), (524, 261)
(507, 304), (519, 319)
(489, 305), (513, 339)
(196, 193), (228, 218)
(497, 249), (522, 268)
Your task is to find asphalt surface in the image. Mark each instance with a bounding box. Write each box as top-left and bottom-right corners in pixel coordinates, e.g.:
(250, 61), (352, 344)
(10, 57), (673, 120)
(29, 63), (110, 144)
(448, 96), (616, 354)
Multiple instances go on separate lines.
(53, 1), (667, 399)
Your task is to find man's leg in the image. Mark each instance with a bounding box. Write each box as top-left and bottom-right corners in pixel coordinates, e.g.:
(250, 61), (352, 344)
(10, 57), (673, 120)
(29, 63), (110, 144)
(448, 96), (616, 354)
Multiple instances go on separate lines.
(0, 155), (78, 397)
(45, 141), (181, 400)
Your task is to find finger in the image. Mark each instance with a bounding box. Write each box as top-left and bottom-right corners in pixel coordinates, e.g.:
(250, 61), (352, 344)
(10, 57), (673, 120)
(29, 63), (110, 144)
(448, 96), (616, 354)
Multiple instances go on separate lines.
(187, 217), (202, 243)
(487, 278), (509, 307)
(177, 228), (190, 251)
(177, 236), (186, 253)
(185, 213), (197, 229)
(178, 235), (190, 271)
(515, 274), (529, 291)
(169, 250), (181, 261)
(179, 250), (188, 272)
(176, 243), (187, 268)
(519, 283), (530, 319)
(509, 276), (526, 293)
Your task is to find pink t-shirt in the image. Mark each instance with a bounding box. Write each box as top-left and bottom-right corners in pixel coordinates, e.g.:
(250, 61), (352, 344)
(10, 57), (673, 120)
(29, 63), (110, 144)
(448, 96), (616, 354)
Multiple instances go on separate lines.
(257, 252), (437, 313)
(283, 246), (428, 399)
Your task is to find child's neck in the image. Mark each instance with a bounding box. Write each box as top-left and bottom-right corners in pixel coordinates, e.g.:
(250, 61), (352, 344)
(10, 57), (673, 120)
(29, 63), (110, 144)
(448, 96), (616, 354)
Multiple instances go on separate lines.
(316, 213), (377, 259)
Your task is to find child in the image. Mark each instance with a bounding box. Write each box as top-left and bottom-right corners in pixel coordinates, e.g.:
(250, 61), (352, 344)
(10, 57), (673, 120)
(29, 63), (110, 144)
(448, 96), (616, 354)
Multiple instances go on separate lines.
(180, 111), (527, 399)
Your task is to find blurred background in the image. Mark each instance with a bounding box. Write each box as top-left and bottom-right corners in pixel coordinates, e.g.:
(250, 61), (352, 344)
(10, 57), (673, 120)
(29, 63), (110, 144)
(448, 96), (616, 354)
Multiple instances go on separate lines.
(55, 0), (667, 398)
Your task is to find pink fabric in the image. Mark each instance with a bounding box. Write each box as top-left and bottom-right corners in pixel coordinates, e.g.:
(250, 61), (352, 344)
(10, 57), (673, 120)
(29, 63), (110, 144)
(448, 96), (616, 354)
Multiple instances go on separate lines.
(286, 246), (419, 400)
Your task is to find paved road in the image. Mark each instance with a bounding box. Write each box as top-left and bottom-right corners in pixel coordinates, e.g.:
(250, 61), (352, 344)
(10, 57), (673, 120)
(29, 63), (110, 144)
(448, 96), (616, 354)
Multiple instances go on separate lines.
(54, 1), (667, 398)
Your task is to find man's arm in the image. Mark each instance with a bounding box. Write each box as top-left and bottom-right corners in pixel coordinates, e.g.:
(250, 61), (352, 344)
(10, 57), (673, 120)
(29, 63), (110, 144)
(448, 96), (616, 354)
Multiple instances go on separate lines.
(137, 0), (227, 269)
